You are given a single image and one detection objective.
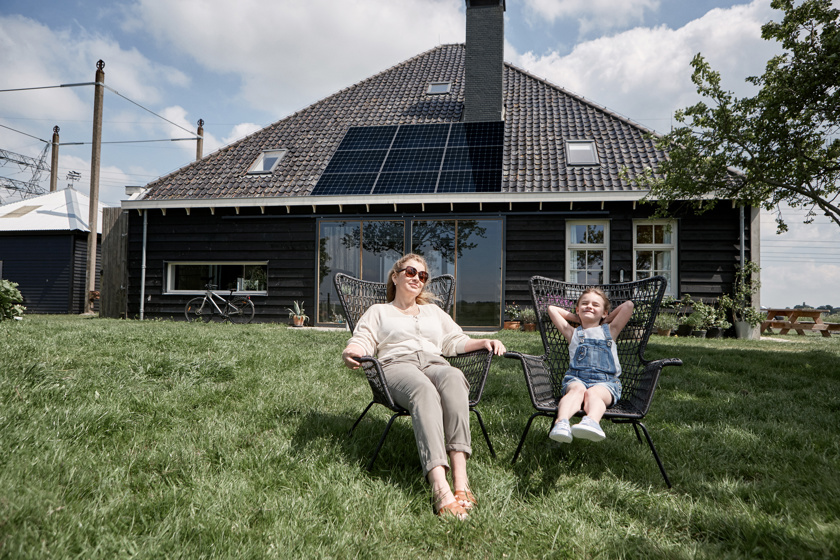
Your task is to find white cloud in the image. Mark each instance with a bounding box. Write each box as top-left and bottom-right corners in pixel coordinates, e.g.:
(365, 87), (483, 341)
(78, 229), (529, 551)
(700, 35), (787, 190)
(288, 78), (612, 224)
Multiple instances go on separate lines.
(522, 0), (660, 36)
(127, 0), (466, 116)
(509, 0), (779, 131)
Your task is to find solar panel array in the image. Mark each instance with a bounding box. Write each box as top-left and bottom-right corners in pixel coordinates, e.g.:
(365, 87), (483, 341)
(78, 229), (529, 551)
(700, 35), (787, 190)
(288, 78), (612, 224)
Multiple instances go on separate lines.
(311, 122), (503, 196)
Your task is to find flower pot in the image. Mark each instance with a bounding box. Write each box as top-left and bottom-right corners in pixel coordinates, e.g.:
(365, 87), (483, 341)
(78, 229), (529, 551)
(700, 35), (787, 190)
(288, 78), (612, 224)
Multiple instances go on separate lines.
(503, 321), (520, 330)
(691, 329), (707, 338)
(522, 322), (536, 332)
(292, 315), (306, 327)
(706, 327), (724, 338)
(656, 328), (672, 337)
(734, 320), (757, 340)
(676, 324), (693, 337)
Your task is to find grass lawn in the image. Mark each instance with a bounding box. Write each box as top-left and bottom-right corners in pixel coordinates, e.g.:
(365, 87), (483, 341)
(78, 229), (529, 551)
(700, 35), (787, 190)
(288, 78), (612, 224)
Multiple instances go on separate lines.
(1, 315), (839, 559)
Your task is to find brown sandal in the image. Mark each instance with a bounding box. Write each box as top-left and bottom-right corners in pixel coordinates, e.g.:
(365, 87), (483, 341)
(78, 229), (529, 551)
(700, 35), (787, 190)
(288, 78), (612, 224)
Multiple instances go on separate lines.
(454, 489), (477, 512)
(432, 491), (468, 520)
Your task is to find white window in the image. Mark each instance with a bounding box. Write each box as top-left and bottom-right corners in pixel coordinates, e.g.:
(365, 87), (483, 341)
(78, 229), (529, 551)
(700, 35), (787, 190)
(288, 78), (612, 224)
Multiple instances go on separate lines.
(247, 149), (286, 174)
(633, 220), (677, 295)
(427, 82), (451, 94)
(565, 140), (599, 165)
(165, 262), (268, 294)
(566, 220), (609, 284)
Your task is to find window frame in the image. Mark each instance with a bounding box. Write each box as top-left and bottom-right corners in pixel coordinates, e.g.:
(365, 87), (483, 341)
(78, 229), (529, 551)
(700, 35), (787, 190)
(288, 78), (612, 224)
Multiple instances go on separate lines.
(632, 219), (678, 296)
(426, 82), (452, 95)
(246, 149), (287, 175)
(564, 140), (600, 166)
(565, 220), (610, 284)
(164, 261), (269, 295)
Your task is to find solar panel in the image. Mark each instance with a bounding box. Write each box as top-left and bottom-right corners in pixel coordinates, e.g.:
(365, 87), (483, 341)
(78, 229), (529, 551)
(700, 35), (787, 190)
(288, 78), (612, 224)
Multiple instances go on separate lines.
(311, 121), (503, 196)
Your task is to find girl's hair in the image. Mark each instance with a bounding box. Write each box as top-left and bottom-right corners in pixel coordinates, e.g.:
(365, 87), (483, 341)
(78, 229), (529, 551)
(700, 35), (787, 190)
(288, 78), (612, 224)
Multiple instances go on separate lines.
(577, 287), (612, 322)
(386, 253), (438, 305)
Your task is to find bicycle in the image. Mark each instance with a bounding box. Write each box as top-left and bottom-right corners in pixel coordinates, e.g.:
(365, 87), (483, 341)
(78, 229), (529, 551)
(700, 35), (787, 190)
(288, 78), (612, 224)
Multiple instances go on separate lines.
(185, 284), (255, 323)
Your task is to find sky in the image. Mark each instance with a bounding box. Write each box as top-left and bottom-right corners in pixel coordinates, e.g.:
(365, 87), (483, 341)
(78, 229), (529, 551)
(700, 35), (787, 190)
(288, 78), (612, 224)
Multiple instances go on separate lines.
(1, 0), (838, 309)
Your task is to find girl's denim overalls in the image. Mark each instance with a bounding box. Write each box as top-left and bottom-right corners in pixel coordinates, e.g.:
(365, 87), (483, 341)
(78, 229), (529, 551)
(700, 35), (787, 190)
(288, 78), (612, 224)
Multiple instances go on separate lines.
(563, 323), (622, 403)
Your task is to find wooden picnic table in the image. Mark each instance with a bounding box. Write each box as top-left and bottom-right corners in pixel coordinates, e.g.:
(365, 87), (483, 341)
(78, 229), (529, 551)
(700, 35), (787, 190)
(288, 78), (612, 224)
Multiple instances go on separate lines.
(760, 308), (840, 337)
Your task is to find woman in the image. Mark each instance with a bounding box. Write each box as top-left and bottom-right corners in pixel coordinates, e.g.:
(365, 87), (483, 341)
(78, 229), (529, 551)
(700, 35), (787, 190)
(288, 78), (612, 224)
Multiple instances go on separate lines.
(341, 253), (506, 519)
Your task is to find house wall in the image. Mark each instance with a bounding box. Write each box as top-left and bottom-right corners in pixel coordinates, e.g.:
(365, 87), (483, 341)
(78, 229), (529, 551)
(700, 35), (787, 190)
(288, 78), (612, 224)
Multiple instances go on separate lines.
(125, 209), (317, 322)
(124, 201), (751, 324)
(0, 233), (100, 314)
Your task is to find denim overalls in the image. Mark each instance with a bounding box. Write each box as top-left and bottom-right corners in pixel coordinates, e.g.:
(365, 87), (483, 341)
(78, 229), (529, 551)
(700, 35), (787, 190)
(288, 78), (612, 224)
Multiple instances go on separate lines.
(563, 323), (622, 404)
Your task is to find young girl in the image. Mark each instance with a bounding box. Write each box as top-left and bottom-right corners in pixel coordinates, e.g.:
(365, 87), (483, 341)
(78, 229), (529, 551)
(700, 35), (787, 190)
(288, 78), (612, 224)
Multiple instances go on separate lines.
(546, 289), (634, 443)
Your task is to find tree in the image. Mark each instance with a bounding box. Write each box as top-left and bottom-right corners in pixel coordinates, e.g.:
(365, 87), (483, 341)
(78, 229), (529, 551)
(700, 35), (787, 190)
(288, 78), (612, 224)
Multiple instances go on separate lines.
(636, 0), (840, 232)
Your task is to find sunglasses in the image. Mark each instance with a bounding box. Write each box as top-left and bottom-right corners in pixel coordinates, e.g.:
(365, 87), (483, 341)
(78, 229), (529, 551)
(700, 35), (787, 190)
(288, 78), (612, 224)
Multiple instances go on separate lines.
(396, 266), (429, 283)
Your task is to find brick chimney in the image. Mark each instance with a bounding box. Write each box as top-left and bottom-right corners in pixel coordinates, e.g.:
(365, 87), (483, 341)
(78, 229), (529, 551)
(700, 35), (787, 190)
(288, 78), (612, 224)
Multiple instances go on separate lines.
(463, 0), (505, 122)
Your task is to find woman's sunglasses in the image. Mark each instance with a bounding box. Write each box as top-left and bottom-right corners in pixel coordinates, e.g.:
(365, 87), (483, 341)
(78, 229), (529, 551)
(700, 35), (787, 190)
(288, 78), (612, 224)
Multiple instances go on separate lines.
(396, 266), (429, 283)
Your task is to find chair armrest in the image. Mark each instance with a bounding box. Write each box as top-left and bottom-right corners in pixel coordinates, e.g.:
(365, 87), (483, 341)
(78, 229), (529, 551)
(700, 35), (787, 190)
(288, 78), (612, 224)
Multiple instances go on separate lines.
(446, 349), (493, 407)
(358, 356), (404, 412)
(619, 357), (683, 417)
(504, 351), (558, 412)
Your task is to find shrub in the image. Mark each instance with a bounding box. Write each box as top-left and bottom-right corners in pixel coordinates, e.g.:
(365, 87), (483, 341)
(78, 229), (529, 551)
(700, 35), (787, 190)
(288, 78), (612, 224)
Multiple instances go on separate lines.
(0, 279), (25, 320)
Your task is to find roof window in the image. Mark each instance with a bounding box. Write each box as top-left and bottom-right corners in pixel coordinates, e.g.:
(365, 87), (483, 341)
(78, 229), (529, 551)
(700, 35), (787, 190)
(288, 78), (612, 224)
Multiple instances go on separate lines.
(247, 149), (287, 174)
(565, 140), (600, 166)
(427, 82), (451, 95)
(1, 205), (40, 218)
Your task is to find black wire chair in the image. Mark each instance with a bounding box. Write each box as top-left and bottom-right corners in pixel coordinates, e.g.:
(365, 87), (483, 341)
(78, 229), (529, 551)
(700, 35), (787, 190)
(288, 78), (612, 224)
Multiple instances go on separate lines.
(334, 273), (496, 471)
(505, 275), (682, 487)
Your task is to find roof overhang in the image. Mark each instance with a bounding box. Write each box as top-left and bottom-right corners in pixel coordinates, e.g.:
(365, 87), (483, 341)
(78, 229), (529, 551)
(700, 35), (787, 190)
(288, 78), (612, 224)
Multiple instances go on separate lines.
(121, 190), (654, 212)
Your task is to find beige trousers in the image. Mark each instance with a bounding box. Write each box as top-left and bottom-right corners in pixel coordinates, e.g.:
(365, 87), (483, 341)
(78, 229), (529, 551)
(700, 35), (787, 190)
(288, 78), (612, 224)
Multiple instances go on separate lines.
(380, 351), (472, 476)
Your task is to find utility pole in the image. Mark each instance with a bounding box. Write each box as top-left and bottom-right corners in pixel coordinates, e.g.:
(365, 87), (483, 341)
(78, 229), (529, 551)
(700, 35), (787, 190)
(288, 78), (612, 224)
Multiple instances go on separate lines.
(49, 126), (59, 192)
(196, 119), (204, 161)
(85, 60), (105, 315)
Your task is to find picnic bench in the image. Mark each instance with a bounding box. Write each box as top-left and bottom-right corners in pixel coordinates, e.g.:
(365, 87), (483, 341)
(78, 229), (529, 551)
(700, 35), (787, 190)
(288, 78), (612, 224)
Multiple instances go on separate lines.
(760, 308), (840, 337)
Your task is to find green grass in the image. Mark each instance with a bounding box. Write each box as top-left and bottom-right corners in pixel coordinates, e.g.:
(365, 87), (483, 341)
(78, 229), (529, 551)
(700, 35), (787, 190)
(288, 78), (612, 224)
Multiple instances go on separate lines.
(1, 316), (839, 559)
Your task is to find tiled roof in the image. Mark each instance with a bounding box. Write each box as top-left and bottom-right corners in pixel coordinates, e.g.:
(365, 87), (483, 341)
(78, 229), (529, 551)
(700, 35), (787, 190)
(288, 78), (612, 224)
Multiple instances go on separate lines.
(141, 44), (665, 201)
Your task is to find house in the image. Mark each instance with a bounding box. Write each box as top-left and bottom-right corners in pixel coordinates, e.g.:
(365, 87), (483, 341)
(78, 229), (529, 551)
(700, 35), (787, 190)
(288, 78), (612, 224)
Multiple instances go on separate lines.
(120, 0), (759, 328)
(0, 187), (104, 314)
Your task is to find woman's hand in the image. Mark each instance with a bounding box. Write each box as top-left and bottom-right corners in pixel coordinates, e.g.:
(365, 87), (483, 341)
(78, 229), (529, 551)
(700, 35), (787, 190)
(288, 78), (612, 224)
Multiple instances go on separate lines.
(342, 344), (365, 369)
(464, 338), (506, 356)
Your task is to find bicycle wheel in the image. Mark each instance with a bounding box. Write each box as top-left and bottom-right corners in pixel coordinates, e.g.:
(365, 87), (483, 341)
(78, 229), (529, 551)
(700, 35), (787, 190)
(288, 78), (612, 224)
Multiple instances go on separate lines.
(226, 297), (255, 324)
(185, 297), (213, 322)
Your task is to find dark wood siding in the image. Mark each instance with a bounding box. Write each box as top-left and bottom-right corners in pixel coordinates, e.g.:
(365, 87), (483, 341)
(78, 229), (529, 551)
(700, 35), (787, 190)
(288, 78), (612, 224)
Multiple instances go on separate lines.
(70, 234), (101, 314)
(504, 214), (564, 307)
(126, 208), (317, 322)
(0, 234), (73, 313)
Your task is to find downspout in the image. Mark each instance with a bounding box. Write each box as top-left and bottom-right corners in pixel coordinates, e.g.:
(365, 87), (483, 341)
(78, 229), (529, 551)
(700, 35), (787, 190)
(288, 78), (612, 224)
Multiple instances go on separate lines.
(739, 205), (745, 265)
(140, 209), (148, 320)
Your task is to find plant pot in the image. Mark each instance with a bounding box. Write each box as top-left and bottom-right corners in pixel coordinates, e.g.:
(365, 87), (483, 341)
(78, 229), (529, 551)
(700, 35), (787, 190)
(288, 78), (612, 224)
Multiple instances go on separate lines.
(503, 321), (520, 330)
(676, 324), (693, 337)
(522, 322), (536, 332)
(734, 320), (757, 340)
(691, 329), (707, 338)
(656, 328), (672, 337)
(706, 327), (724, 338)
(292, 315), (306, 327)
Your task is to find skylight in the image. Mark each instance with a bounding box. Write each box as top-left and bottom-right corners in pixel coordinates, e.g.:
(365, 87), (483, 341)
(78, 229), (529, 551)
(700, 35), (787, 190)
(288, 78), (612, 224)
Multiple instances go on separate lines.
(1, 205), (40, 218)
(427, 82), (451, 95)
(565, 140), (600, 166)
(247, 149), (287, 174)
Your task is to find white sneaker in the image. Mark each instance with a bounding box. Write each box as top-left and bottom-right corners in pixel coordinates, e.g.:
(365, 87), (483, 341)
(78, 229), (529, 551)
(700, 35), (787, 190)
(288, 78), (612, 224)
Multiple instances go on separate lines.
(549, 419), (573, 443)
(571, 416), (606, 442)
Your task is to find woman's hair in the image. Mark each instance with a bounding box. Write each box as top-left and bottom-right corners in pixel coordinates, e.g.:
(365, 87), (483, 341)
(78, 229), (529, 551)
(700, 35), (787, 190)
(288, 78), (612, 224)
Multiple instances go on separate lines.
(577, 287), (612, 321)
(386, 253), (438, 305)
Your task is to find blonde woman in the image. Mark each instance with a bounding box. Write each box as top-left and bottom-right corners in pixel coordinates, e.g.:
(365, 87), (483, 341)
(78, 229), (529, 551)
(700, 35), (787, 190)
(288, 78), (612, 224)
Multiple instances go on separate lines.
(342, 254), (505, 519)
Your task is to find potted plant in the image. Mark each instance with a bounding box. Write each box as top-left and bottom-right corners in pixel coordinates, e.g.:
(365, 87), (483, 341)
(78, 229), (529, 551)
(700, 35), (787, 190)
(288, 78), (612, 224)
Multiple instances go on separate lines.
(718, 260), (762, 339)
(705, 303), (732, 338)
(519, 307), (537, 332)
(287, 301), (309, 327)
(674, 294), (696, 337)
(504, 302), (521, 330)
(681, 298), (716, 337)
(654, 312), (678, 336)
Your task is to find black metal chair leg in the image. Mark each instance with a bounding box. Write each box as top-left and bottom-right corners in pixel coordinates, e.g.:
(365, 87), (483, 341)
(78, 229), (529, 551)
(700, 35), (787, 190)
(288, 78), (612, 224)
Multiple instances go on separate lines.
(635, 421), (672, 488)
(471, 407), (496, 458)
(366, 412), (406, 472)
(348, 401), (375, 437)
(512, 412), (543, 464)
(631, 422), (643, 444)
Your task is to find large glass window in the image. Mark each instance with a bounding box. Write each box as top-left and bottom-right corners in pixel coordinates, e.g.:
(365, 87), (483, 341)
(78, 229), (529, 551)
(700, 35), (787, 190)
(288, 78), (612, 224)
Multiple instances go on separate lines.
(566, 221), (609, 284)
(318, 220), (404, 323)
(317, 217), (504, 328)
(166, 262), (268, 293)
(633, 220), (677, 295)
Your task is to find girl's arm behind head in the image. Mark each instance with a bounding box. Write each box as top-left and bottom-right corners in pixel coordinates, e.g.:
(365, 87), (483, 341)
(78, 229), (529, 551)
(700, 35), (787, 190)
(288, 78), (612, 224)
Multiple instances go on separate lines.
(606, 300), (634, 340)
(547, 305), (576, 341)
